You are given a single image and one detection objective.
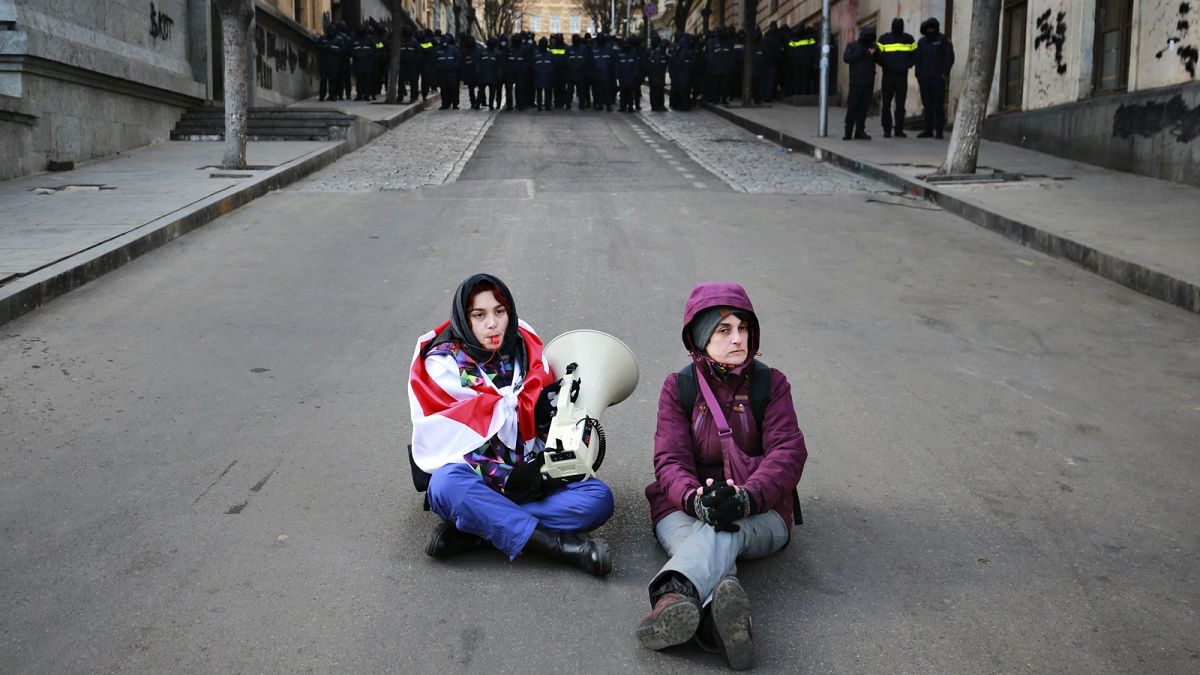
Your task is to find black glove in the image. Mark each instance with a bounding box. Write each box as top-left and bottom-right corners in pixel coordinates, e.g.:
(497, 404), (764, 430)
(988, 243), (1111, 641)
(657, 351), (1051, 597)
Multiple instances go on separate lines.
(505, 452), (567, 500)
(534, 380), (562, 432)
(695, 483), (753, 532)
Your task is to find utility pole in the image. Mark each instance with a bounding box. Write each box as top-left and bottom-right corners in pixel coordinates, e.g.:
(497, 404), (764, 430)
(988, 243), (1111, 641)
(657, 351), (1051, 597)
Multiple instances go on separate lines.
(817, 0), (830, 136)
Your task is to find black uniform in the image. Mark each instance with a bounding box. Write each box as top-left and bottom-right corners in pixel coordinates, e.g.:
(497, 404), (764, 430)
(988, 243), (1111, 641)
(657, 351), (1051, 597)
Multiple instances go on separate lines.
(460, 37), (482, 109)
(398, 31), (419, 102)
(843, 28), (877, 139)
(435, 37), (461, 109)
(532, 38), (555, 111)
(317, 26), (343, 101)
(418, 32), (437, 100)
(914, 17), (955, 137)
(567, 35), (592, 110)
(645, 38), (669, 111)
(876, 18), (916, 136)
(480, 38), (502, 109)
(352, 31), (376, 101)
(591, 36), (615, 111)
(669, 35), (697, 110)
(784, 25), (818, 96)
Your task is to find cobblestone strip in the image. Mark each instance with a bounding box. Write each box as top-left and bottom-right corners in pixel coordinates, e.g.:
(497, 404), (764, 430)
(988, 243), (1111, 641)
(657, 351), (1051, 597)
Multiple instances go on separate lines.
(637, 105), (892, 195)
(289, 110), (497, 193)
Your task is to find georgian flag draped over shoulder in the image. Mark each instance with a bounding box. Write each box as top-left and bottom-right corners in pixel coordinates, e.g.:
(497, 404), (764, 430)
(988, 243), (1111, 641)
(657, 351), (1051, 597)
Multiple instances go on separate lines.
(408, 319), (552, 473)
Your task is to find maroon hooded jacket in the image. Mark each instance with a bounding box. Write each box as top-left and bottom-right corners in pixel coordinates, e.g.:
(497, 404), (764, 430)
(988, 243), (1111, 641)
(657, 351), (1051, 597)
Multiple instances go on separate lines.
(645, 282), (808, 530)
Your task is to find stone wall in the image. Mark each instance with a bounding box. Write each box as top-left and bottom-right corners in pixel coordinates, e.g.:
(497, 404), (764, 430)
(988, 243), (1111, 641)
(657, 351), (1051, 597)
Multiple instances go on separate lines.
(252, 0), (320, 106)
(983, 80), (1200, 186)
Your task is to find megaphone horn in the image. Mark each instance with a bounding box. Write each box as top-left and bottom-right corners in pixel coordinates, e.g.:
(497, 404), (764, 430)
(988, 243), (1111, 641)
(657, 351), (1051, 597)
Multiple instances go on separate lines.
(540, 330), (640, 481)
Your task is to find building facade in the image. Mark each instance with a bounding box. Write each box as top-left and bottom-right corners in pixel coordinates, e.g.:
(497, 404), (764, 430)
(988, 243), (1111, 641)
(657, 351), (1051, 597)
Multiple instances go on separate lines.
(658, 0), (1198, 186)
(0, 0), (433, 182)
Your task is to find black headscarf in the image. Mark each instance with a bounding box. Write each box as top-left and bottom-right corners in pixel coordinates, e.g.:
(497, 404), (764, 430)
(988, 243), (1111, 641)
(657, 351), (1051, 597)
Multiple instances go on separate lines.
(425, 273), (527, 370)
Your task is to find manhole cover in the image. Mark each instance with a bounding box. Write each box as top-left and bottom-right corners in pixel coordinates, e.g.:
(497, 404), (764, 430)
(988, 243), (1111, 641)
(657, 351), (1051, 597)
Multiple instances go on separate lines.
(29, 184), (116, 194)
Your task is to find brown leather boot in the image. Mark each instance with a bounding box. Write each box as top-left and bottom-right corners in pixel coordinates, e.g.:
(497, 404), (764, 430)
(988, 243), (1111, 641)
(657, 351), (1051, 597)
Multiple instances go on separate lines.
(636, 592), (701, 650)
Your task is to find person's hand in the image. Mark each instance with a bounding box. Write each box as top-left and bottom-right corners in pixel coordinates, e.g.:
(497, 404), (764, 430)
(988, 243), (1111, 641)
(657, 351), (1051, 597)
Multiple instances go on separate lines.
(534, 380), (561, 430)
(505, 452), (567, 498)
(692, 479), (752, 532)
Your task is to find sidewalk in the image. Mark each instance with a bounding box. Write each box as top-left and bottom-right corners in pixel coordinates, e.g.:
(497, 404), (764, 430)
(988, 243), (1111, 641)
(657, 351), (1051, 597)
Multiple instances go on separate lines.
(703, 102), (1200, 314)
(0, 96), (431, 325)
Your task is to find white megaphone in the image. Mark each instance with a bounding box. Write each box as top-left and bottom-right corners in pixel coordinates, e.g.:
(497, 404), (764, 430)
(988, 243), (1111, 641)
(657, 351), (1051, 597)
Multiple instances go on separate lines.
(541, 330), (640, 482)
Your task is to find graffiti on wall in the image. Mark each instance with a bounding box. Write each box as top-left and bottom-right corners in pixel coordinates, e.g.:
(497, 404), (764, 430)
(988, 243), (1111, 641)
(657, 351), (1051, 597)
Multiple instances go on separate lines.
(1034, 9), (1068, 75)
(1155, 1), (1197, 78)
(149, 2), (174, 41)
(1113, 94), (1200, 142)
(255, 26), (314, 91)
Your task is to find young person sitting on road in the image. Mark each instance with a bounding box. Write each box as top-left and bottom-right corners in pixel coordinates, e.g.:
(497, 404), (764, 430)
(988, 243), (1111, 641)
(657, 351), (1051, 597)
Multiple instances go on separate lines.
(408, 273), (614, 575)
(637, 282), (808, 670)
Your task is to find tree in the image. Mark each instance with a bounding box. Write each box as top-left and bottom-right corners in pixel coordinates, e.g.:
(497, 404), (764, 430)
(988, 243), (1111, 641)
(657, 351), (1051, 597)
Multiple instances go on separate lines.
(213, 0), (254, 170)
(938, 0), (1002, 175)
(482, 0), (519, 39)
(672, 0), (699, 35)
(582, 0), (614, 33)
(382, 0), (409, 104)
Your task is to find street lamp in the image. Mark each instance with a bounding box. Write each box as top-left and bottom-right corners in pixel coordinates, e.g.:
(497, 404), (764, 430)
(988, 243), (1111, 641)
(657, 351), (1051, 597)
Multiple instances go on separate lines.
(700, 5), (711, 33)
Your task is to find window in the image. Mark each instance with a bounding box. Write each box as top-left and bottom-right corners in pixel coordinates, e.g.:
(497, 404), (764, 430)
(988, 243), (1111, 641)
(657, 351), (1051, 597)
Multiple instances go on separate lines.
(1093, 0), (1133, 91)
(1000, 0), (1026, 108)
(513, 13), (522, 30)
(531, 15), (541, 32)
(588, 19), (595, 33)
(551, 15), (561, 32)
(570, 15), (581, 33)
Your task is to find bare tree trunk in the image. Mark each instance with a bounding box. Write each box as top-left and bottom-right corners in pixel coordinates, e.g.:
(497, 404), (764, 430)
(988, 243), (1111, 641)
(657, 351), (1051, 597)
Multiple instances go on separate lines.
(215, 0), (254, 170)
(740, 0), (755, 105)
(939, 0), (1001, 175)
(384, 0), (404, 103)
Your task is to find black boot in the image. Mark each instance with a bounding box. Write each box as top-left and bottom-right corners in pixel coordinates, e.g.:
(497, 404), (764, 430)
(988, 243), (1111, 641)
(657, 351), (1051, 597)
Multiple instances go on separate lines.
(524, 527), (611, 576)
(854, 129), (872, 140)
(843, 124), (854, 140)
(425, 521), (490, 559)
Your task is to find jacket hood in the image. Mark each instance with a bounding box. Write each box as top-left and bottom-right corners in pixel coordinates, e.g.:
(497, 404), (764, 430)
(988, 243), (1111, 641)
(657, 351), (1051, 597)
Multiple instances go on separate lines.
(858, 28), (876, 44)
(892, 17), (905, 34)
(920, 17), (941, 34)
(426, 273), (525, 368)
(681, 282), (760, 357)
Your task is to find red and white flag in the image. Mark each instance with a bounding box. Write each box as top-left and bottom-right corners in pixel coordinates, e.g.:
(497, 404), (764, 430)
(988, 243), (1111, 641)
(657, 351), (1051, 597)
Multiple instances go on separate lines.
(408, 319), (552, 473)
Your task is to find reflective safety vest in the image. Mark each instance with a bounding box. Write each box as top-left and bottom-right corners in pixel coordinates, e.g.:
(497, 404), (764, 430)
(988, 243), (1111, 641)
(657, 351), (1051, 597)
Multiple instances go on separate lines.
(419, 42), (433, 49)
(788, 39), (816, 47)
(375, 42), (385, 49)
(549, 48), (566, 55)
(877, 41), (917, 52)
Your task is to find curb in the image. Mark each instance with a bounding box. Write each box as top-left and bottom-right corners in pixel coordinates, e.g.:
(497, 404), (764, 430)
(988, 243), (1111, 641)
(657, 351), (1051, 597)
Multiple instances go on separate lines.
(701, 101), (1200, 315)
(0, 97), (436, 326)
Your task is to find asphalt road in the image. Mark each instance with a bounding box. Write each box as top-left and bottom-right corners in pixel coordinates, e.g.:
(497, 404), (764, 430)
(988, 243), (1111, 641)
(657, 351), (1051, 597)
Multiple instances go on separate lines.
(2, 109), (1199, 673)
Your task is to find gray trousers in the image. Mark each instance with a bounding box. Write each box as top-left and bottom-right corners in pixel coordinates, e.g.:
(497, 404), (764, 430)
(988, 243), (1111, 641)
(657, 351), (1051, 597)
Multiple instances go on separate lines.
(650, 509), (790, 605)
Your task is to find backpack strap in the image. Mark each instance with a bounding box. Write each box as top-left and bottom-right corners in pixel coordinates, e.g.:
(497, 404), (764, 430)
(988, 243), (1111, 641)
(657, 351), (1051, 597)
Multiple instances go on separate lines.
(676, 360), (802, 525)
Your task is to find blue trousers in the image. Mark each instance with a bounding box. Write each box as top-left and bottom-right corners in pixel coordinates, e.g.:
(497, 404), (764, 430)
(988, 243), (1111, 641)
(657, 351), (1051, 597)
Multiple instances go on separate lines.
(427, 463), (615, 560)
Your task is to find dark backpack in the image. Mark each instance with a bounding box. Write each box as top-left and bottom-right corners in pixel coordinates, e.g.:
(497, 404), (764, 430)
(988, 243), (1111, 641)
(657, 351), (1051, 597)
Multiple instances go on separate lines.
(676, 360), (803, 525)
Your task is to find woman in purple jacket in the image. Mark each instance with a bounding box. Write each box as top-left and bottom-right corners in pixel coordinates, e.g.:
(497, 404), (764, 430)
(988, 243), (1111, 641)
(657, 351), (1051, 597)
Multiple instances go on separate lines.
(636, 282), (808, 670)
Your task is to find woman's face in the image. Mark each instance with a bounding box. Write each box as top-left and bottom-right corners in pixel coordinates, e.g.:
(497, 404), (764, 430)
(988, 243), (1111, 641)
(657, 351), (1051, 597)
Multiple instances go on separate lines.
(704, 314), (749, 366)
(469, 288), (509, 349)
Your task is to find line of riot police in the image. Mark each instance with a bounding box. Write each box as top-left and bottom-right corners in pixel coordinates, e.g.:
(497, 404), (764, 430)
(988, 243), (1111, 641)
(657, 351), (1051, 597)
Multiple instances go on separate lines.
(317, 21), (824, 113)
(317, 19), (393, 103)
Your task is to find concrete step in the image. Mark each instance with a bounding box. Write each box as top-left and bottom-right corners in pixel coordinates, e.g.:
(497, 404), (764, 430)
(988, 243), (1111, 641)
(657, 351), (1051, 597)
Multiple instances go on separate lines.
(172, 106), (357, 142)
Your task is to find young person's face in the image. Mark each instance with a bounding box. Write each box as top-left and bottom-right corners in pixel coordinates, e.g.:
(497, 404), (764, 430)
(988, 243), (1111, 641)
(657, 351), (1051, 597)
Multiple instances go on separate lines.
(469, 289), (508, 349)
(705, 314), (749, 366)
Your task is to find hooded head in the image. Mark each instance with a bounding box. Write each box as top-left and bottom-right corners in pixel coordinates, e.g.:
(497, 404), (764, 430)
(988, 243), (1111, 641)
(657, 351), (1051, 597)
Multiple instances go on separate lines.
(573, 33), (582, 46)
(426, 274), (524, 367)
(487, 37), (498, 49)
(858, 27), (876, 45)
(921, 17), (941, 35)
(681, 283), (760, 369)
(892, 17), (905, 35)
(538, 36), (549, 49)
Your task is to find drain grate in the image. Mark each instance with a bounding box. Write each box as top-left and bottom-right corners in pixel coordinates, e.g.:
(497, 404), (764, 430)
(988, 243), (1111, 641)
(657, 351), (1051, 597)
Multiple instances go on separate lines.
(197, 165), (275, 171)
(30, 184), (116, 194)
(921, 169), (1024, 185)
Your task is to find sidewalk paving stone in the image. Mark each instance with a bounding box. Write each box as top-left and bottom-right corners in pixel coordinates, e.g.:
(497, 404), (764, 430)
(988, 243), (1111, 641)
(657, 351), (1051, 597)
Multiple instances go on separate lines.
(703, 102), (1200, 313)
